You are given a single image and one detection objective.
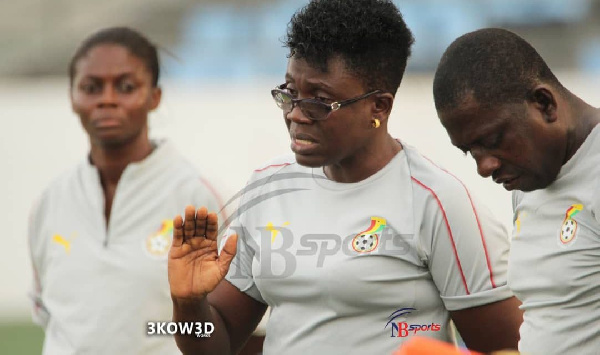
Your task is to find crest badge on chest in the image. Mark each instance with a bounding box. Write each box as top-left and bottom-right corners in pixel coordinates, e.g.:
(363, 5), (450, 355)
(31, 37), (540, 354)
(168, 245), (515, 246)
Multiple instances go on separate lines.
(352, 217), (387, 253)
(559, 204), (583, 244)
(144, 220), (174, 258)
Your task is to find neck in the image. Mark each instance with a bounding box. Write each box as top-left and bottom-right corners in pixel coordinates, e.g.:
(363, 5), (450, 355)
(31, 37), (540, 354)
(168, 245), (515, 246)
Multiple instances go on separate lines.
(324, 134), (402, 183)
(564, 97), (600, 164)
(90, 134), (153, 186)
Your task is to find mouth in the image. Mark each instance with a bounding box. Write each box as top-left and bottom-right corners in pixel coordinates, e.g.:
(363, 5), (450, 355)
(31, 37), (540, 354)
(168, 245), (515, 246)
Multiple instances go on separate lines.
(294, 138), (316, 145)
(290, 133), (319, 153)
(494, 176), (520, 190)
(92, 116), (122, 129)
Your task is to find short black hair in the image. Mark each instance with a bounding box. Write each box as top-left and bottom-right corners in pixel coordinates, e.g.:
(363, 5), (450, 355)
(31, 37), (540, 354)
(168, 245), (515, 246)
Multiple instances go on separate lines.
(433, 28), (564, 111)
(285, 0), (414, 95)
(69, 27), (160, 87)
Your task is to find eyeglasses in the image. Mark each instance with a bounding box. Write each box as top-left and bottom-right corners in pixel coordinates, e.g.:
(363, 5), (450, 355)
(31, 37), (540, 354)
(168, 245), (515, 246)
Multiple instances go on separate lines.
(271, 84), (381, 121)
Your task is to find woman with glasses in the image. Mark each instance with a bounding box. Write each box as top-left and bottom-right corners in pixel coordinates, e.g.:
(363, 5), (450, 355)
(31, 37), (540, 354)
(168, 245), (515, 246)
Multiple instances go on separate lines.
(168, 1), (522, 354)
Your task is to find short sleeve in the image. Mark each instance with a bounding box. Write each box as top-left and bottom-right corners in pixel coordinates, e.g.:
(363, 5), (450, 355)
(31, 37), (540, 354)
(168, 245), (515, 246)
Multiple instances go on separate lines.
(417, 184), (513, 311)
(222, 177), (266, 304)
(28, 196), (50, 328)
(591, 176), (600, 225)
(223, 220), (266, 304)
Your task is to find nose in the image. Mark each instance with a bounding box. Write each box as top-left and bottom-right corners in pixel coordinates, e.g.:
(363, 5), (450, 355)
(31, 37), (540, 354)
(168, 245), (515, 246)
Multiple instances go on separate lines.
(285, 104), (313, 125)
(472, 148), (501, 178)
(98, 86), (118, 107)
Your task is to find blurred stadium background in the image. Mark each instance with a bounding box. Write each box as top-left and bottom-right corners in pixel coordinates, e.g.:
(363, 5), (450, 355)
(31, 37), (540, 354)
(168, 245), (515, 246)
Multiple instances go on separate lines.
(1, 0), (599, 353)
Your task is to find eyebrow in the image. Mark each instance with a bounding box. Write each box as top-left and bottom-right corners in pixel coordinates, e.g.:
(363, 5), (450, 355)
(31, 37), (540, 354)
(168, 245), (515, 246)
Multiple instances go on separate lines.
(284, 74), (339, 99)
(81, 72), (137, 81)
(458, 123), (504, 152)
(286, 72), (334, 86)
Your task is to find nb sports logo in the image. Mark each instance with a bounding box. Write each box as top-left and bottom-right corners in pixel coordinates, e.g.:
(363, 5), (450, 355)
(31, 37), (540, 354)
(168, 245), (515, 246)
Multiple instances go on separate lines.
(385, 308), (442, 338)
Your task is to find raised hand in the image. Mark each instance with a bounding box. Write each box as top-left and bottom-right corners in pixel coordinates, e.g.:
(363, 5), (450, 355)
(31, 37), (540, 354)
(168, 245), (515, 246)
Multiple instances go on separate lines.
(168, 205), (237, 301)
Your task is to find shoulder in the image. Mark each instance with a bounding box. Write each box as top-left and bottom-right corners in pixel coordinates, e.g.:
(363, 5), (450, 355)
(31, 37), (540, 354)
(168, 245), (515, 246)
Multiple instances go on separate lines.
(252, 154), (298, 173)
(41, 159), (89, 200)
(248, 153), (300, 182)
(404, 144), (474, 209)
(155, 142), (226, 208)
(233, 154), (304, 208)
(152, 140), (199, 177)
(29, 160), (87, 237)
(152, 140), (218, 188)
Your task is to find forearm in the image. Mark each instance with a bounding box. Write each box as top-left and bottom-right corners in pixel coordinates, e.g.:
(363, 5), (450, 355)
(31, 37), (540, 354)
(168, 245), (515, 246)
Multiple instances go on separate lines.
(451, 297), (522, 352)
(172, 296), (232, 355)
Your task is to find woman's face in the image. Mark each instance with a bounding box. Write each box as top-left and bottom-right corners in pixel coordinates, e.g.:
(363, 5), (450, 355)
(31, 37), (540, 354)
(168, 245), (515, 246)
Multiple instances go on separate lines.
(70, 44), (161, 148)
(282, 56), (382, 168)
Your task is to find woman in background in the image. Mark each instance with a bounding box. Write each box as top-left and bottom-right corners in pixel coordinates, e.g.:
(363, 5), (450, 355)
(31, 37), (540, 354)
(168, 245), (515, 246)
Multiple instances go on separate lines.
(28, 27), (223, 354)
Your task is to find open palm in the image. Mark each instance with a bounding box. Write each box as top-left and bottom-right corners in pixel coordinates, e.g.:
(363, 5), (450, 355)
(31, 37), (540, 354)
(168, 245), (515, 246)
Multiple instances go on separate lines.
(168, 205), (237, 300)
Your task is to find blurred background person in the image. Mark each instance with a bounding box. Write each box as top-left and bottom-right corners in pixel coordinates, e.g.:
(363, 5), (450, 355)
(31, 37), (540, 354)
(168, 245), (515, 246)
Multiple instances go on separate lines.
(27, 27), (223, 354)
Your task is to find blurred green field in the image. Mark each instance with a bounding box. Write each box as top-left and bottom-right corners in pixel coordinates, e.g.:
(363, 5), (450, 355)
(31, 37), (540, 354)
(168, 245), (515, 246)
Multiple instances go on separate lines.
(0, 322), (43, 355)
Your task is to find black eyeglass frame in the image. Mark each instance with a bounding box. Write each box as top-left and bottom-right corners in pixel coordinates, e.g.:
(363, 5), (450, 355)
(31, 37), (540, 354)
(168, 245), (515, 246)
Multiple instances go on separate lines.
(271, 83), (382, 121)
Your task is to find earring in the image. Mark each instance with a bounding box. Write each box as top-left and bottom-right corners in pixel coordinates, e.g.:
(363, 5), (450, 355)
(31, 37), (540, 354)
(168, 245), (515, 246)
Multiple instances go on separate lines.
(371, 118), (380, 128)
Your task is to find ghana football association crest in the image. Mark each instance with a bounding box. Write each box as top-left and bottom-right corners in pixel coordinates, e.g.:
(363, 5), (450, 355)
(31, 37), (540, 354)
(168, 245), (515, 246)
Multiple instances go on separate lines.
(145, 220), (174, 258)
(352, 217), (387, 253)
(559, 204), (583, 244)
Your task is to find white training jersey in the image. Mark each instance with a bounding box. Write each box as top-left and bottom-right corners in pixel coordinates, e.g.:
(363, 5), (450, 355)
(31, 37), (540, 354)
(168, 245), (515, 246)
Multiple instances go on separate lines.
(510, 125), (600, 354)
(28, 140), (223, 355)
(225, 142), (512, 355)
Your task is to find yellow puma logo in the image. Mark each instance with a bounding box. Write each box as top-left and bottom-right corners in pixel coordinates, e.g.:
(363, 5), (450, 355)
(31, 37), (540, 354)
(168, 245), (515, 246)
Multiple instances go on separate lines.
(514, 212), (527, 239)
(52, 234), (71, 254)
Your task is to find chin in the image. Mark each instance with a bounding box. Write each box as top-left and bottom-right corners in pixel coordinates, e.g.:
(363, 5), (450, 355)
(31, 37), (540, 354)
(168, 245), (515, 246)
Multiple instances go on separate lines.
(94, 129), (143, 148)
(294, 153), (326, 168)
(93, 135), (132, 149)
(515, 177), (554, 192)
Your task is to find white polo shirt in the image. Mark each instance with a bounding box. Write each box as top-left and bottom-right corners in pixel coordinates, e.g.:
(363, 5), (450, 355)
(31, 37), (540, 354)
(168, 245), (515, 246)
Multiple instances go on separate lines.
(29, 140), (223, 355)
(509, 125), (600, 354)
(225, 142), (512, 355)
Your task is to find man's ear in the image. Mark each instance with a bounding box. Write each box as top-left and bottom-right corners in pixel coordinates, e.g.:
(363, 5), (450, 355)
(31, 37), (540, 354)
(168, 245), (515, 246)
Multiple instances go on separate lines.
(149, 86), (162, 111)
(372, 92), (395, 124)
(530, 85), (558, 123)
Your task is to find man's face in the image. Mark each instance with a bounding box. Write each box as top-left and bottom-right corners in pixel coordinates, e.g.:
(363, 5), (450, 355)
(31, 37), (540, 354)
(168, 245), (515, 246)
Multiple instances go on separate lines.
(282, 56), (377, 168)
(438, 96), (566, 191)
(70, 44), (161, 148)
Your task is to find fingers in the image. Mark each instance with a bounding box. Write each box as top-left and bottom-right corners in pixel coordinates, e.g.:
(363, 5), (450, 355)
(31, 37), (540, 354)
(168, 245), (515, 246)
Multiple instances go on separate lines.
(172, 214), (184, 247)
(205, 212), (219, 241)
(194, 207), (209, 237)
(192, 207), (219, 241)
(183, 205), (197, 241)
(179, 205), (219, 246)
(218, 233), (238, 275)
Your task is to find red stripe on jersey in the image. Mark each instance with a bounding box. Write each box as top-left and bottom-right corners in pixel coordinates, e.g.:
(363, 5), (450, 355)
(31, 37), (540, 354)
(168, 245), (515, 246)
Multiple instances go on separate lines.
(421, 155), (496, 288)
(411, 176), (470, 295)
(254, 163), (292, 172)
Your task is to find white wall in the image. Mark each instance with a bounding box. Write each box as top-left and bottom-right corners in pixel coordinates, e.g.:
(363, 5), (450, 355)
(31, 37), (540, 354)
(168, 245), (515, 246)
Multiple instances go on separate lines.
(1, 73), (598, 320)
